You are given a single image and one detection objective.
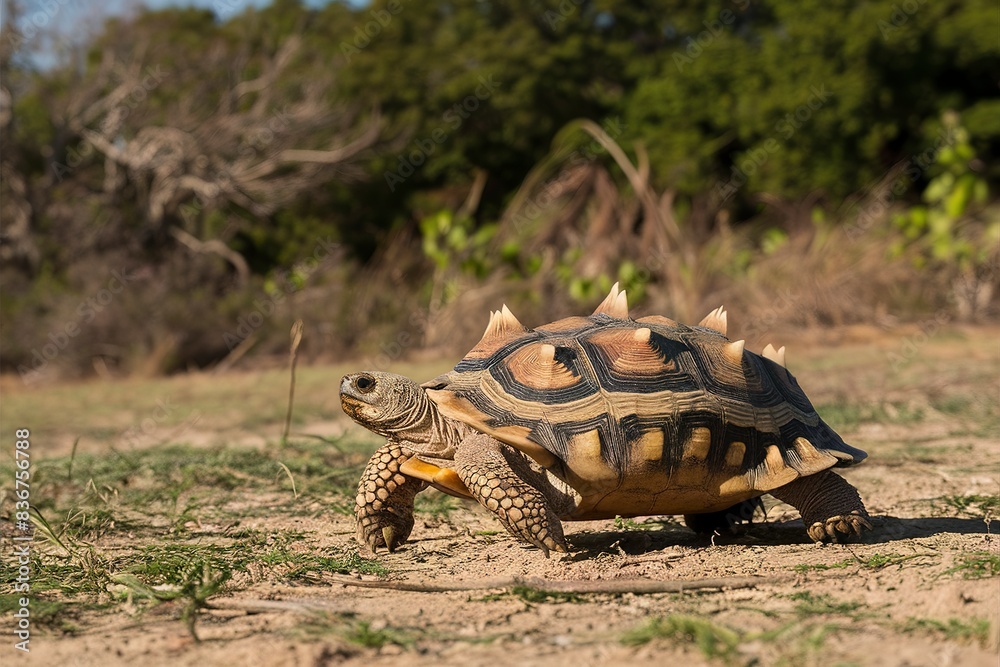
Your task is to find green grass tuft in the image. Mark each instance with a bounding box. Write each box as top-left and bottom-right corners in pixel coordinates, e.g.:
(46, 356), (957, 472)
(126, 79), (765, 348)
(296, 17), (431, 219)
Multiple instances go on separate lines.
(903, 617), (991, 645)
(622, 614), (741, 657)
(818, 400), (924, 431)
(297, 612), (416, 648)
(789, 592), (864, 617)
(943, 552), (1000, 579)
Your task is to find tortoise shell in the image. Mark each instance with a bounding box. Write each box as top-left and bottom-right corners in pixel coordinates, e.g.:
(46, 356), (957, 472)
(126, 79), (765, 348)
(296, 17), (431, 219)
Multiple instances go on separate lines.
(424, 284), (866, 520)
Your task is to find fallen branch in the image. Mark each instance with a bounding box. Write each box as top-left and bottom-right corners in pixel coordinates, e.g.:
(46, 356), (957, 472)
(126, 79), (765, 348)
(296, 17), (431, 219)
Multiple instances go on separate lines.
(324, 574), (777, 594)
(208, 575), (778, 614)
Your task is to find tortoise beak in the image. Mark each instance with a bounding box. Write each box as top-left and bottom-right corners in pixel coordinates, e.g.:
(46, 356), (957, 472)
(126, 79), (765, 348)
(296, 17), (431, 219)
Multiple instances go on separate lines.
(340, 374), (357, 398)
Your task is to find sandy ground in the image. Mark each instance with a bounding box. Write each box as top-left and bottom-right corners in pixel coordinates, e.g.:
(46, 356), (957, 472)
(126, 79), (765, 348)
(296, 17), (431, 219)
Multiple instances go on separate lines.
(5, 325), (1000, 666)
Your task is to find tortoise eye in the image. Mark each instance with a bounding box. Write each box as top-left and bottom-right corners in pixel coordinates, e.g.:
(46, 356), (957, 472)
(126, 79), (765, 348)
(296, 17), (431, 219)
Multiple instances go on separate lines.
(355, 374), (376, 393)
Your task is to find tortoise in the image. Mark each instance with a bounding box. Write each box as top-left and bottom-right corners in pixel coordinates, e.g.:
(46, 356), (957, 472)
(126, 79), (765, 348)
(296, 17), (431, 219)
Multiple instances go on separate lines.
(340, 284), (871, 555)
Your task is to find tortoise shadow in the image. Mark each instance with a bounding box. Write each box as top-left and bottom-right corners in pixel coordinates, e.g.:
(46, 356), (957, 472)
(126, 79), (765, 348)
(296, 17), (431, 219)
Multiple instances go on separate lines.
(564, 516), (998, 558)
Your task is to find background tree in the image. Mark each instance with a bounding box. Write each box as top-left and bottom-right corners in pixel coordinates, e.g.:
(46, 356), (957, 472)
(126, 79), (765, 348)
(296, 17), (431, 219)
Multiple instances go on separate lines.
(1, 0), (997, 379)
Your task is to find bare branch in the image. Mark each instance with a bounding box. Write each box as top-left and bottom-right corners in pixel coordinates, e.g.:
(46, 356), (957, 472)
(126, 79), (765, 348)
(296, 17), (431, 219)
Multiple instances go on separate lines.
(169, 226), (250, 285)
(205, 575), (778, 611)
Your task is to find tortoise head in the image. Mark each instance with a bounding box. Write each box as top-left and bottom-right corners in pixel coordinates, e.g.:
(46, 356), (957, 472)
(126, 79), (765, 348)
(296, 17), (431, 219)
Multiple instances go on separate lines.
(340, 371), (435, 440)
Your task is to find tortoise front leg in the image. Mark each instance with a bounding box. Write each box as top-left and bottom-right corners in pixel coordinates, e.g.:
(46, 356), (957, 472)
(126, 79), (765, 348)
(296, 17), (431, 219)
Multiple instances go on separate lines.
(769, 470), (872, 543)
(453, 433), (574, 557)
(355, 442), (427, 553)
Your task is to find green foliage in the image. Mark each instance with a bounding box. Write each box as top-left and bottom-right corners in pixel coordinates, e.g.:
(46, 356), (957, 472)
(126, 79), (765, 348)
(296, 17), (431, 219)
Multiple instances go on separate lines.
(419, 210), (496, 277)
(892, 115), (995, 268)
(624, 0), (1000, 201)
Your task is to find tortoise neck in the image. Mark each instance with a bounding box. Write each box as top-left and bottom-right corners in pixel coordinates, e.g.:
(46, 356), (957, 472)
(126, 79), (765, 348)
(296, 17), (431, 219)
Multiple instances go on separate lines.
(388, 390), (465, 458)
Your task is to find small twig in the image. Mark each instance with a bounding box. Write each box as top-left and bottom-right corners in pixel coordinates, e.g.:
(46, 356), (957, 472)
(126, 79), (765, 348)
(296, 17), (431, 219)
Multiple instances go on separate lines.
(68, 436), (81, 481)
(281, 319), (304, 448)
(277, 461), (299, 499)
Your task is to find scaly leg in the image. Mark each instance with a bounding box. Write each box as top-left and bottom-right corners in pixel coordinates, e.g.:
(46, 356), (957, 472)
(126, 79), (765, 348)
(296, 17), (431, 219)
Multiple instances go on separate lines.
(454, 433), (575, 557)
(769, 470), (872, 543)
(355, 442), (427, 553)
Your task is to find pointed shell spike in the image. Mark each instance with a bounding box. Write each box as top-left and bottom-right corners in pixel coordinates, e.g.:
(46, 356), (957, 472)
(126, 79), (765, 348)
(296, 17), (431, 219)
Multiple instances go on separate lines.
(724, 339), (745, 364)
(762, 343), (787, 368)
(592, 281), (630, 319)
(698, 306), (728, 336)
(499, 303), (524, 331)
(633, 327), (652, 343)
(480, 305), (527, 343)
(539, 343), (557, 363)
(481, 310), (498, 338)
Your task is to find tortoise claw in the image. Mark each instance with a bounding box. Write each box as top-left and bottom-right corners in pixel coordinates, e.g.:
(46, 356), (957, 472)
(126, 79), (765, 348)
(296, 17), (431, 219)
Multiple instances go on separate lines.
(382, 527), (397, 552)
(807, 511), (872, 543)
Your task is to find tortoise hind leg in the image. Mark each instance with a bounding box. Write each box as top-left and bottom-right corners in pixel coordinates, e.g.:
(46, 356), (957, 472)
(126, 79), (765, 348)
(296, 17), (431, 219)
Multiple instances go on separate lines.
(453, 433), (574, 557)
(769, 470), (872, 543)
(684, 497), (763, 535)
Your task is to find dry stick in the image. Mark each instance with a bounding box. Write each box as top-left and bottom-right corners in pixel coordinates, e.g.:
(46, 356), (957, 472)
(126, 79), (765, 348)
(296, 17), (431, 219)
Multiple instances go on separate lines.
(324, 574), (777, 594)
(281, 320), (304, 448)
(67, 436), (81, 481)
(208, 575), (779, 614)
